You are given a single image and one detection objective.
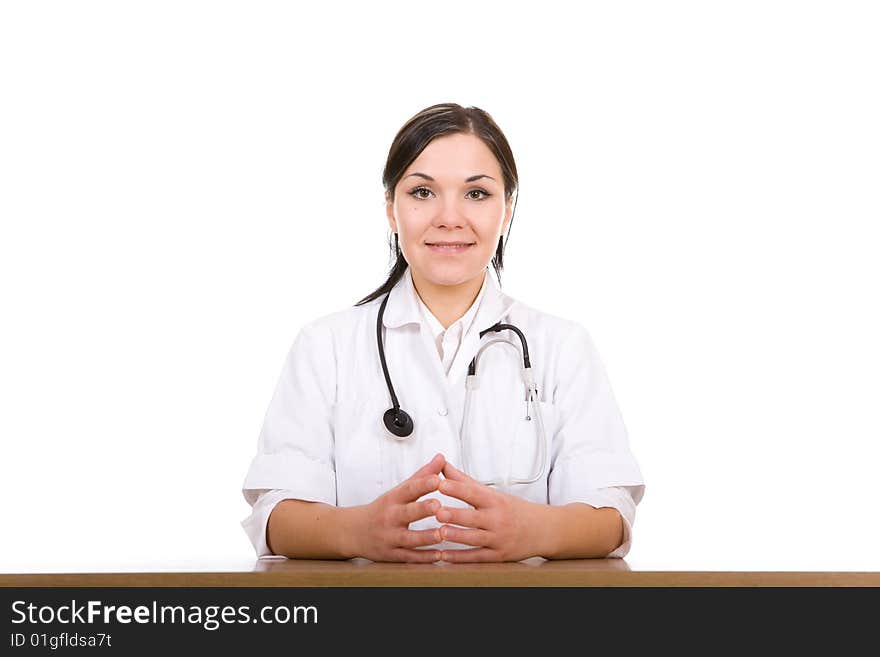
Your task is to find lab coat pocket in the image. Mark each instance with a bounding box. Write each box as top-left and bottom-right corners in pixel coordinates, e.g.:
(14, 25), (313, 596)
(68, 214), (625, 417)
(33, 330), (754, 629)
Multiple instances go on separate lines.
(332, 393), (386, 507)
(509, 400), (556, 503)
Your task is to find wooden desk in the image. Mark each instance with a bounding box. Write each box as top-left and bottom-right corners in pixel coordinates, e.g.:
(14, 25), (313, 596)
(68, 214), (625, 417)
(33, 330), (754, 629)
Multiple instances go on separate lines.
(3, 558), (879, 587)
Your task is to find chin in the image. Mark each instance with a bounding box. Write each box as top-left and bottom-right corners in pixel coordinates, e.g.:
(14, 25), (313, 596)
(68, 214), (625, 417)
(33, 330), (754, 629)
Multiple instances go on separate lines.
(417, 263), (484, 288)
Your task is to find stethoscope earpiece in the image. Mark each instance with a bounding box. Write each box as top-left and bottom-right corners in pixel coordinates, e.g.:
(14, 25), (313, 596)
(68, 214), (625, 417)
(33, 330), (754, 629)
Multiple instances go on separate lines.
(383, 407), (413, 440)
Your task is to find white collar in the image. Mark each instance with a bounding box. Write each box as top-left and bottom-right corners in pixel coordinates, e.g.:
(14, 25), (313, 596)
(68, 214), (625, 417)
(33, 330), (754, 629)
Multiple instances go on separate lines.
(414, 269), (487, 339)
(380, 266), (515, 334)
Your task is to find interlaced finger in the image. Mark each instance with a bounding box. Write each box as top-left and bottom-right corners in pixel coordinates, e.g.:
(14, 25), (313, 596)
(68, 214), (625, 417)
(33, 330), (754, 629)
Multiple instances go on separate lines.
(408, 453), (446, 479)
(389, 548), (442, 563)
(436, 505), (484, 529)
(396, 527), (443, 549)
(391, 474), (440, 504)
(438, 477), (493, 508)
(439, 525), (492, 548)
(397, 497), (440, 525)
(440, 547), (498, 563)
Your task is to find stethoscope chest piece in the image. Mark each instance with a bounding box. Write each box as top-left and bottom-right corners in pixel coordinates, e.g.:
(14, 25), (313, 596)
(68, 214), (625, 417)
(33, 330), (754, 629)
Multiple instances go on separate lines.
(383, 407), (414, 440)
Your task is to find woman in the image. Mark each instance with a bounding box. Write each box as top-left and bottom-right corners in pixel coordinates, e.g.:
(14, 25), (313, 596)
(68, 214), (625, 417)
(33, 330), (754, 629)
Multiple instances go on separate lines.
(240, 103), (645, 563)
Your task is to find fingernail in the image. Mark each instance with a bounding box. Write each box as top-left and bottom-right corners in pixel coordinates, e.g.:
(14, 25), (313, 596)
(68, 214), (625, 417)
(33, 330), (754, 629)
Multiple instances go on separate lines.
(440, 526), (447, 540)
(435, 529), (442, 542)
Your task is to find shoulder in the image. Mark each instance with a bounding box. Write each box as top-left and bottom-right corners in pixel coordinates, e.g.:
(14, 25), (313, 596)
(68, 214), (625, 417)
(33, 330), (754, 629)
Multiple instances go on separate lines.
(503, 293), (608, 380)
(303, 297), (382, 333)
(506, 293), (590, 345)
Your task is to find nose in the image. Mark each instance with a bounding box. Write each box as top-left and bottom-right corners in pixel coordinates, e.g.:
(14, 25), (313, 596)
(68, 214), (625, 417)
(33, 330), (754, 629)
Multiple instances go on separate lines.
(431, 197), (467, 230)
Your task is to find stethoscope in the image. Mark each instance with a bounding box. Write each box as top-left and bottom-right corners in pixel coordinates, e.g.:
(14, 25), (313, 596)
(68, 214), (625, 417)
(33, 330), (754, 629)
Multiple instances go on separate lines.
(376, 290), (548, 487)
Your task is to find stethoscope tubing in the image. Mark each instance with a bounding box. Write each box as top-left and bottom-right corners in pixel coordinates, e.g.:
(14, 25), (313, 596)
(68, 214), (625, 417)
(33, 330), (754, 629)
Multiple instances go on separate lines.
(377, 290), (548, 487)
(460, 339), (548, 487)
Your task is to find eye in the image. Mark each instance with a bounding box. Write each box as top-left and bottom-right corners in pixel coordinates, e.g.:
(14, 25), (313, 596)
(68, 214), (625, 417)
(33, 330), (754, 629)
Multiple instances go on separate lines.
(409, 187), (433, 200)
(407, 187), (492, 201)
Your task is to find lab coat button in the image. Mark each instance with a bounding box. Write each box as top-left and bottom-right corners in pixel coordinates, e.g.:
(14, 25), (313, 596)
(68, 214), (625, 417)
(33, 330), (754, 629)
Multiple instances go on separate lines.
(438, 407), (448, 416)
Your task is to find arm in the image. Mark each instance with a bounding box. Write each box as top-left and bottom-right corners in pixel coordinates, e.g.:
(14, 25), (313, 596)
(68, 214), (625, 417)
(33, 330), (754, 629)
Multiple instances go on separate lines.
(239, 323), (339, 558)
(240, 324), (453, 562)
(267, 500), (359, 559)
(266, 454), (450, 562)
(533, 502), (623, 560)
(545, 324), (645, 555)
(436, 462), (627, 561)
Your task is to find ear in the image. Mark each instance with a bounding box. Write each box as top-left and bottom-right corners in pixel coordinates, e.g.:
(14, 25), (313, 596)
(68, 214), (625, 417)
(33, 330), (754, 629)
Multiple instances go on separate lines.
(385, 191), (398, 233)
(501, 195), (514, 234)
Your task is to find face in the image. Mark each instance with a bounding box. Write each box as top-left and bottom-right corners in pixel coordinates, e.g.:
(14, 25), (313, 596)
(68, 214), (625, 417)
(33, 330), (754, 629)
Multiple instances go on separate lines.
(385, 132), (513, 290)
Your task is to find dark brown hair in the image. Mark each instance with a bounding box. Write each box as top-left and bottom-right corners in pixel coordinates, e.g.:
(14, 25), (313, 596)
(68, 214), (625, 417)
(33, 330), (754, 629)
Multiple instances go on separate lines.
(354, 103), (519, 306)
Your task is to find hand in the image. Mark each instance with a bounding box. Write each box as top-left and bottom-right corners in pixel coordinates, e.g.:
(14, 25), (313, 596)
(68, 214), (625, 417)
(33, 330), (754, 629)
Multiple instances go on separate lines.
(436, 460), (546, 562)
(348, 453), (446, 563)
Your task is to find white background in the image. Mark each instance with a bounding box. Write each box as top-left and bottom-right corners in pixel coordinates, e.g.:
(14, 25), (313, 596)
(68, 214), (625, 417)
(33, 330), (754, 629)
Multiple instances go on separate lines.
(1, 1), (878, 572)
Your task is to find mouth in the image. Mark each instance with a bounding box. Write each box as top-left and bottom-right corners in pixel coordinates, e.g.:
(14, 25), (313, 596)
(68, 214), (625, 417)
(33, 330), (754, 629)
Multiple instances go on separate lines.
(424, 241), (476, 254)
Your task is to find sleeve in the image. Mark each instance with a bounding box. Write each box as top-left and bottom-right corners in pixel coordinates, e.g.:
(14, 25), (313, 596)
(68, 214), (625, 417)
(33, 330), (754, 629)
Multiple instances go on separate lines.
(547, 323), (646, 558)
(576, 486), (640, 558)
(239, 322), (338, 558)
(240, 489), (309, 559)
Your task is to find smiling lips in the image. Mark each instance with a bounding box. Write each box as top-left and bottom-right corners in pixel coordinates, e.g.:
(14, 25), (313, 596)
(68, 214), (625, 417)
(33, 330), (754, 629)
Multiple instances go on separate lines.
(425, 241), (475, 254)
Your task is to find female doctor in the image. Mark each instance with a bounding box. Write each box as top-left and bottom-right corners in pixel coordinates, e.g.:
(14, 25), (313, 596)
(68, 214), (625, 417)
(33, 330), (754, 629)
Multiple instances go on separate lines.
(241, 103), (645, 563)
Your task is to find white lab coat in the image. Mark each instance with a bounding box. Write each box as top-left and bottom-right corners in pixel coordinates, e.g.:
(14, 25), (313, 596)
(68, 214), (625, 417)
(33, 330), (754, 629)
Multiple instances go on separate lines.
(240, 267), (645, 559)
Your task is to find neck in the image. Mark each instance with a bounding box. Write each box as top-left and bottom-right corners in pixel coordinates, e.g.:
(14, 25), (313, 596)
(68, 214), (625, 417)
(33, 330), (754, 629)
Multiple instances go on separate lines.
(410, 269), (486, 330)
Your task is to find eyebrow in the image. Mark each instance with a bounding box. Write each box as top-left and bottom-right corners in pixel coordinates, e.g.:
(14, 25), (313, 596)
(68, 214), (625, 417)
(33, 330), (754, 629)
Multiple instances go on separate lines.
(403, 172), (496, 183)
